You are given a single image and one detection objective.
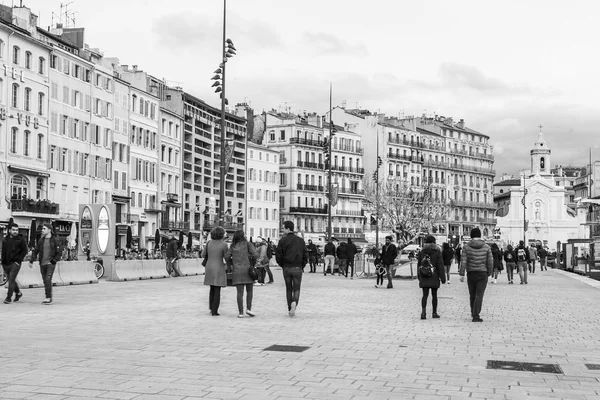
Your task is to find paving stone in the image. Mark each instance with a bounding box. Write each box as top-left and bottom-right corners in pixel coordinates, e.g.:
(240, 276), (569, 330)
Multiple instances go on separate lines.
(2, 269), (600, 400)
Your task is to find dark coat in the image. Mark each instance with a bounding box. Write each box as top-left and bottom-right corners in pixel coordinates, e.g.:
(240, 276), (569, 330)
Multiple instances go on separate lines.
(1, 234), (28, 266)
(324, 242), (336, 256)
(336, 242), (348, 259)
(417, 243), (446, 288)
(307, 243), (318, 257)
(503, 249), (517, 264)
(346, 241), (358, 259)
(275, 232), (308, 268)
(166, 238), (179, 259)
(491, 247), (503, 270)
(381, 242), (398, 265)
(30, 235), (60, 265)
(442, 247), (454, 266)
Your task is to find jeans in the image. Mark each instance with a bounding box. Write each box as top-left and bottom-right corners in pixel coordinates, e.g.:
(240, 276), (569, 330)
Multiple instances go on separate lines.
(385, 264), (394, 287)
(530, 259), (536, 273)
(308, 255), (317, 272)
(506, 262), (515, 282)
(421, 287), (438, 312)
(346, 258), (355, 277)
(257, 268), (266, 284)
(540, 257), (547, 271)
(324, 255), (335, 274)
(517, 262), (528, 283)
(236, 283), (253, 314)
(209, 285), (221, 314)
(338, 259), (347, 276)
(467, 271), (488, 319)
(444, 264), (451, 281)
(264, 265), (274, 282)
(40, 264), (56, 299)
(282, 267), (303, 310)
(166, 258), (181, 277)
(3, 263), (21, 299)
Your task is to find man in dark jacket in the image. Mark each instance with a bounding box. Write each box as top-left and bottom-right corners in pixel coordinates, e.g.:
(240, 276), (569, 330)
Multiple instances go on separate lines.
(1, 223), (28, 304)
(459, 228), (493, 322)
(336, 241), (348, 277)
(307, 239), (318, 273)
(515, 240), (530, 284)
(381, 236), (398, 289)
(345, 238), (358, 279)
(276, 221), (308, 317)
(323, 239), (336, 276)
(29, 224), (60, 304)
(166, 231), (182, 277)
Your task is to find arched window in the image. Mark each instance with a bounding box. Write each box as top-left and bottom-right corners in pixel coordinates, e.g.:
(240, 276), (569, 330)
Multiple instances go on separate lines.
(138, 193), (142, 206)
(37, 92), (44, 115)
(12, 46), (19, 64)
(10, 127), (18, 153)
(36, 177), (44, 199)
(131, 94), (137, 112)
(37, 134), (44, 159)
(23, 130), (30, 156)
(11, 83), (19, 108)
(10, 175), (29, 199)
(25, 51), (32, 69)
(131, 192), (136, 207)
(0, 39), (4, 58)
(24, 87), (31, 111)
(38, 57), (45, 74)
(540, 157), (545, 169)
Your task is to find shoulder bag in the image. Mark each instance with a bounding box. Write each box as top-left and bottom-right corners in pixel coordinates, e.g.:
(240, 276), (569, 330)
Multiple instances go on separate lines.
(247, 243), (259, 281)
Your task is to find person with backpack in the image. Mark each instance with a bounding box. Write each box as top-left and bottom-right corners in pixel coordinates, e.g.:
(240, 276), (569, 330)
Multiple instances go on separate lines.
(503, 244), (517, 284)
(418, 235), (446, 319)
(490, 243), (504, 284)
(538, 245), (548, 271)
(459, 228), (493, 322)
(441, 242), (454, 284)
(515, 240), (530, 284)
(381, 236), (398, 289)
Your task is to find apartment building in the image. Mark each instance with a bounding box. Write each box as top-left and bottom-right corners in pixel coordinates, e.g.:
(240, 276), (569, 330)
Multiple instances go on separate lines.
(246, 141), (279, 241)
(158, 107), (183, 230)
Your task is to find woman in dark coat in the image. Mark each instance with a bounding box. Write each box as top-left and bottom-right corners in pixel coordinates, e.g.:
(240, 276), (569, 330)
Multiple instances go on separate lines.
(225, 230), (259, 318)
(417, 235), (446, 320)
(202, 227), (228, 316)
(490, 243), (503, 284)
(441, 242), (454, 284)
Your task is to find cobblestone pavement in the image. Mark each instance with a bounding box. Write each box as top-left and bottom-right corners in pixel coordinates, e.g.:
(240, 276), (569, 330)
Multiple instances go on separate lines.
(1, 266), (600, 400)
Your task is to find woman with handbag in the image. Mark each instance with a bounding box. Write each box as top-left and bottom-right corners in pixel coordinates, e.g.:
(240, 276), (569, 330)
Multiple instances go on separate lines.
(417, 235), (446, 320)
(225, 230), (259, 318)
(202, 227), (228, 316)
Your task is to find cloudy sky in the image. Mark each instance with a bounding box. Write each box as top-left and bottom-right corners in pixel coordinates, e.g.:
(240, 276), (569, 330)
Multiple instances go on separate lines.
(27, 0), (600, 176)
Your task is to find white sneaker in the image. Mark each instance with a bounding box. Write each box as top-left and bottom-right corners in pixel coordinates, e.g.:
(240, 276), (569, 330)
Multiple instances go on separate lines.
(289, 301), (296, 317)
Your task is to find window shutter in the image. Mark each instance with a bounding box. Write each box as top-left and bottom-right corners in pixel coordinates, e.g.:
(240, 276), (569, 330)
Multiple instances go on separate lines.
(67, 150), (72, 173)
(85, 94), (91, 111)
(90, 124), (96, 143)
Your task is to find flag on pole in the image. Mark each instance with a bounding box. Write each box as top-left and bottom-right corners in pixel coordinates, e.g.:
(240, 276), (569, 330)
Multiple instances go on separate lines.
(330, 184), (339, 207)
(224, 141), (234, 173)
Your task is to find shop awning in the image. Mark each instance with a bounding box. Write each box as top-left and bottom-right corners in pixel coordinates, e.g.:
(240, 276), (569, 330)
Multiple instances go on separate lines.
(8, 165), (50, 177)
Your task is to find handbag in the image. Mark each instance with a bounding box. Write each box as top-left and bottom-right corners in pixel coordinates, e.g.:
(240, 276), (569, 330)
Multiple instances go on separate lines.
(202, 257), (208, 267)
(247, 243), (259, 281)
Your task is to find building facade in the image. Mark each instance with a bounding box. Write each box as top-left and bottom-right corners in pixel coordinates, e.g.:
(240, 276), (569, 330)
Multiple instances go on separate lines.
(246, 141), (279, 241)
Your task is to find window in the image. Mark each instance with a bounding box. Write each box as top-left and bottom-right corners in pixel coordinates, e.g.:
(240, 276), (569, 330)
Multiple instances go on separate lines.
(37, 134), (43, 159)
(12, 46), (19, 64)
(23, 131), (30, 156)
(11, 83), (19, 108)
(0, 40), (4, 58)
(131, 192), (136, 207)
(114, 170), (119, 190)
(7, 126), (19, 154)
(121, 172), (126, 190)
(10, 175), (28, 199)
(37, 92), (44, 115)
(36, 178), (44, 199)
(25, 51), (32, 69)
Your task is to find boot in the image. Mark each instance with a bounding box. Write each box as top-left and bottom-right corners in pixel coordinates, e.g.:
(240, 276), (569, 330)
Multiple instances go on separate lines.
(421, 307), (426, 320)
(432, 309), (440, 318)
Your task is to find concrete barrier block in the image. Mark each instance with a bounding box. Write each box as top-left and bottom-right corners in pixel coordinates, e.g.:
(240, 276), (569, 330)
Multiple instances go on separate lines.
(109, 260), (146, 281)
(177, 259), (204, 276)
(141, 260), (170, 279)
(56, 261), (98, 285)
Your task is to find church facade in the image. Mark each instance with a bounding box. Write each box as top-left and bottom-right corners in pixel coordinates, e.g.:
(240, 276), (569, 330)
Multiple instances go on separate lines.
(494, 129), (586, 249)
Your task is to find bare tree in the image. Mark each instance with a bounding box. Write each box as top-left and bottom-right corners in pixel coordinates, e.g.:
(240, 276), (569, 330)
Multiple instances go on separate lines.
(363, 176), (448, 246)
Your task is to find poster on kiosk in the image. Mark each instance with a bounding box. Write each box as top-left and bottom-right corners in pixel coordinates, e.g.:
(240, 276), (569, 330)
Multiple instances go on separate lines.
(79, 204), (116, 267)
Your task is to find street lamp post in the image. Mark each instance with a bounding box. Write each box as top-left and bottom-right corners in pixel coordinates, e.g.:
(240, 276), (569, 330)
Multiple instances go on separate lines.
(374, 132), (382, 250)
(211, 0), (236, 228)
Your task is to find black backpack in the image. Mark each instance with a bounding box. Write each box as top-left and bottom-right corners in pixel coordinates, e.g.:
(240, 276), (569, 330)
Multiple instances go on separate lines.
(419, 255), (434, 277)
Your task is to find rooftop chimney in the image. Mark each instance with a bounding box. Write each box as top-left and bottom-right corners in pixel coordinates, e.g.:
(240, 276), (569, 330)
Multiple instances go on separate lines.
(457, 119), (465, 129)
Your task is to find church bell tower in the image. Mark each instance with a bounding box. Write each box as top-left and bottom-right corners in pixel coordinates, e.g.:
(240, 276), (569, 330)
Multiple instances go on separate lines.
(530, 125), (551, 177)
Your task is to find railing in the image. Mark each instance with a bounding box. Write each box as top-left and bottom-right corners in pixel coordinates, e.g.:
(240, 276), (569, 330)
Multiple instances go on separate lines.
(296, 161), (324, 170)
(388, 153), (412, 162)
(161, 221), (187, 230)
(337, 188), (365, 195)
(10, 199), (60, 215)
(332, 145), (364, 155)
(144, 202), (162, 213)
(289, 207), (328, 214)
(333, 210), (364, 216)
(451, 200), (496, 209)
(331, 165), (365, 174)
(290, 137), (324, 148)
(296, 184), (324, 192)
(203, 221), (244, 231)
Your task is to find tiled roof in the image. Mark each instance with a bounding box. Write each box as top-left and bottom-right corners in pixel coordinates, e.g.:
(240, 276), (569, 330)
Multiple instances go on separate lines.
(493, 179), (521, 187)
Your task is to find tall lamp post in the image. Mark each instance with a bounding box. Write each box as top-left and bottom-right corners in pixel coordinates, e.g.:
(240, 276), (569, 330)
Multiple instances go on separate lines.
(373, 132), (382, 250)
(325, 84), (336, 240)
(522, 175), (528, 245)
(211, 0), (236, 228)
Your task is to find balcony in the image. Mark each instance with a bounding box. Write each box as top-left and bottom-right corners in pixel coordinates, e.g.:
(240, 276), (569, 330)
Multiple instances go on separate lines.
(451, 200), (496, 210)
(586, 209), (600, 224)
(388, 153), (412, 162)
(331, 165), (365, 174)
(289, 206), (328, 214)
(144, 202), (162, 213)
(297, 184), (323, 192)
(337, 187), (365, 196)
(332, 145), (364, 155)
(296, 161), (324, 170)
(202, 220), (244, 231)
(333, 209), (364, 217)
(161, 221), (187, 230)
(10, 199), (59, 215)
(289, 137), (324, 148)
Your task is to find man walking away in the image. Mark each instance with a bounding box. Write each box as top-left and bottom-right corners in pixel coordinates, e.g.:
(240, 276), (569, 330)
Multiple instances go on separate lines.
(29, 224), (60, 304)
(1, 223), (28, 304)
(307, 239), (318, 273)
(538, 245), (548, 271)
(276, 221), (308, 317)
(515, 240), (530, 284)
(441, 242), (454, 284)
(166, 231), (181, 277)
(336, 241), (348, 277)
(323, 239), (336, 276)
(529, 244), (538, 273)
(459, 228), (493, 322)
(346, 238), (358, 279)
(381, 236), (398, 289)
